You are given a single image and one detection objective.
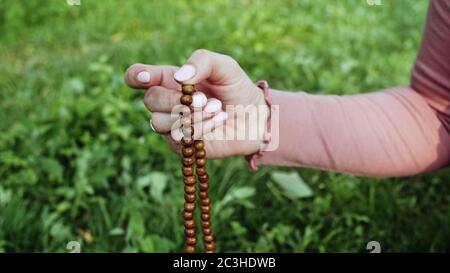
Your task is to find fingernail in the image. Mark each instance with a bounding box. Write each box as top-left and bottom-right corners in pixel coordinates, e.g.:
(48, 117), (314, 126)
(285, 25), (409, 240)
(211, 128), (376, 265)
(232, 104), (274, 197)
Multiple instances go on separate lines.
(204, 99), (222, 113)
(137, 71), (151, 83)
(213, 112), (228, 123)
(174, 64), (196, 82)
(192, 92), (207, 108)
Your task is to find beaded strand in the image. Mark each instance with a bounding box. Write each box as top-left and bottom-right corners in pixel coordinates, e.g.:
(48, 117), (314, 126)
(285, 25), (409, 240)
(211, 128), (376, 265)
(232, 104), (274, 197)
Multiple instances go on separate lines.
(180, 84), (215, 253)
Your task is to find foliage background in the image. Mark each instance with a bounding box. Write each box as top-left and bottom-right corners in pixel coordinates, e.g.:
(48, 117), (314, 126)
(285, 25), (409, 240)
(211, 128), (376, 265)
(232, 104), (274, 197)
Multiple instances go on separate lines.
(0, 0), (449, 252)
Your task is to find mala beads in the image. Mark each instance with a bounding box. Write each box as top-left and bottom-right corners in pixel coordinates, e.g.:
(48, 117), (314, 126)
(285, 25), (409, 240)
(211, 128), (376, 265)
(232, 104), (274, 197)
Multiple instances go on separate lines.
(180, 84), (215, 253)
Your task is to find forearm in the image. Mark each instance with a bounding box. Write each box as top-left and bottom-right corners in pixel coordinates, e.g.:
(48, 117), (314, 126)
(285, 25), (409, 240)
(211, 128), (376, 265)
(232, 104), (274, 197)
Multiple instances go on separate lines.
(250, 86), (450, 177)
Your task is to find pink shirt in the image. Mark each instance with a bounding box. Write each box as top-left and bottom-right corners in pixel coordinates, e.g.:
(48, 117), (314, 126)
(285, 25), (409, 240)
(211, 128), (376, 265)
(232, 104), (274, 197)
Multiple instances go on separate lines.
(249, 0), (450, 177)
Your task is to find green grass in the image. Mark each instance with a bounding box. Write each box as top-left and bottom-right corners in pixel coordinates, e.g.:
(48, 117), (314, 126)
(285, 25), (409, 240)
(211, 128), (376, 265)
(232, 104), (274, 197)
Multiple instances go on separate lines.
(0, 0), (449, 252)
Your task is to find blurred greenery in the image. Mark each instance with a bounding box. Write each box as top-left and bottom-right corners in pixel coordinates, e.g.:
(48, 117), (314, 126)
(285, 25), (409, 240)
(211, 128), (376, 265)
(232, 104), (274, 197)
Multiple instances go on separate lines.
(0, 0), (449, 253)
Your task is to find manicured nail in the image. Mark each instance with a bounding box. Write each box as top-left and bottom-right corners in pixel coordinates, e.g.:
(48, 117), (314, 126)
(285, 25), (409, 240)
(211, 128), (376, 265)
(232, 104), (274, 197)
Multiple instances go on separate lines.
(192, 92), (207, 108)
(204, 99), (222, 113)
(137, 71), (151, 83)
(174, 64), (196, 82)
(213, 112), (228, 123)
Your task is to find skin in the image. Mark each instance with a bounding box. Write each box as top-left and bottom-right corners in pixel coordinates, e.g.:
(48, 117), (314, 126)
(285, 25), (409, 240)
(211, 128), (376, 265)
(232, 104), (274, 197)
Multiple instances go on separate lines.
(125, 49), (268, 159)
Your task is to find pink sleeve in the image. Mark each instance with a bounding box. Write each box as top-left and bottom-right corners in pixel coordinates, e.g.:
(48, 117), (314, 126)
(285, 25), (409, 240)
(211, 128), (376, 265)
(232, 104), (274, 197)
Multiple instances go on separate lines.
(248, 0), (450, 177)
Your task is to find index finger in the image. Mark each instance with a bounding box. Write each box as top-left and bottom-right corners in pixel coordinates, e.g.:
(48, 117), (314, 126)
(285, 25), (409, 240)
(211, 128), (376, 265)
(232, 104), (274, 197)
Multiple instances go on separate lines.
(124, 63), (180, 90)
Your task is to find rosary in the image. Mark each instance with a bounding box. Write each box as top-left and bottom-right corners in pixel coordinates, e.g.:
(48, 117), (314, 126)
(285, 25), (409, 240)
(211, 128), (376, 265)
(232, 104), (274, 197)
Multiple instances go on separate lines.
(180, 84), (215, 253)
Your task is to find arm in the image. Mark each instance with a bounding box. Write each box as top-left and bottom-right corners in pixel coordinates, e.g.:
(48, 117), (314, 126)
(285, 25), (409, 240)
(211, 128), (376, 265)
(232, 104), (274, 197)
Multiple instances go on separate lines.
(249, 0), (450, 177)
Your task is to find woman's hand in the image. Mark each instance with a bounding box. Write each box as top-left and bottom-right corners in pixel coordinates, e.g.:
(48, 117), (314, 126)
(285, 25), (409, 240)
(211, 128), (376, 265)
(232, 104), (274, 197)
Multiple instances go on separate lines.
(125, 49), (268, 159)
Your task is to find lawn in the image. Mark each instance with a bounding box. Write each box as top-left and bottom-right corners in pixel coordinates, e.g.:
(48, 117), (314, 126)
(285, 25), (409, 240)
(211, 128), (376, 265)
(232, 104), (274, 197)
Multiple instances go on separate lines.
(0, 0), (449, 252)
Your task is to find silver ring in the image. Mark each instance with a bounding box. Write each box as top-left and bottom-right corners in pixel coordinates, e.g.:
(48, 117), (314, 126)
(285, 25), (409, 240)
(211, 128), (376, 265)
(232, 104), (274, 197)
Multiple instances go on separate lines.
(149, 118), (156, 132)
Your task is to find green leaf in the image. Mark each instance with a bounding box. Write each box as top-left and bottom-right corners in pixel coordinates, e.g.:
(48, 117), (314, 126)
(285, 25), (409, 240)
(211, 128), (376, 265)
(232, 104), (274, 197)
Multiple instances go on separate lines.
(271, 171), (313, 200)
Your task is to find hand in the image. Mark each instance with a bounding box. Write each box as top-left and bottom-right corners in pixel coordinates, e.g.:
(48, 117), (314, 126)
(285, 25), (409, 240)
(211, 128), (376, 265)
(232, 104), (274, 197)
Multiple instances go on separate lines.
(125, 49), (268, 159)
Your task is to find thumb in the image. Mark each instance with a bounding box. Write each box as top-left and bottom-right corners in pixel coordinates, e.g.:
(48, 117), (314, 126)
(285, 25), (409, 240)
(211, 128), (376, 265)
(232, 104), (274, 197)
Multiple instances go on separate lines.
(174, 49), (246, 86)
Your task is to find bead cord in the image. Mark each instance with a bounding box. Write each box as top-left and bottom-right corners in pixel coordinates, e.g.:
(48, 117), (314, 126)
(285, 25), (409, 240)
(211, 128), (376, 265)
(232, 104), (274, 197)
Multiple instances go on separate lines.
(180, 84), (215, 253)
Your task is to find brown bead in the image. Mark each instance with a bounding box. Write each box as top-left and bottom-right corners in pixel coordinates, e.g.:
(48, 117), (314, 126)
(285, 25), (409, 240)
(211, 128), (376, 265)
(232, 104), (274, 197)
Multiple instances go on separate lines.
(194, 140), (204, 150)
(184, 202), (195, 212)
(183, 156), (195, 166)
(202, 228), (212, 235)
(199, 182), (208, 191)
(204, 235), (214, 243)
(196, 158), (206, 167)
(201, 221), (211, 229)
(198, 174), (208, 182)
(182, 147), (194, 157)
(181, 116), (191, 126)
(182, 166), (194, 176)
(186, 236), (197, 245)
(201, 205), (211, 214)
(201, 213), (210, 221)
(184, 219), (195, 229)
(201, 197), (211, 206)
(180, 95), (193, 106)
(195, 149), (206, 158)
(182, 85), (195, 95)
(184, 185), (196, 194)
(183, 210), (194, 220)
(185, 228), (196, 237)
(184, 176), (196, 185)
(181, 137), (193, 146)
(196, 167), (206, 176)
(185, 245), (196, 253)
(205, 243), (215, 252)
(199, 191), (208, 199)
(185, 193), (196, 203)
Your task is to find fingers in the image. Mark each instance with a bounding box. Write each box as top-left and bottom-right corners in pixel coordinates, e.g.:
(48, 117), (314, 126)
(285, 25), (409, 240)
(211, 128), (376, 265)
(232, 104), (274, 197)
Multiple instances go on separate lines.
(125, 64), (179, 90)
(170, 111), (228, 142)
(174, 49), (245, 85)
(144, 87), (208, 113)
(150, 112), (177, 134)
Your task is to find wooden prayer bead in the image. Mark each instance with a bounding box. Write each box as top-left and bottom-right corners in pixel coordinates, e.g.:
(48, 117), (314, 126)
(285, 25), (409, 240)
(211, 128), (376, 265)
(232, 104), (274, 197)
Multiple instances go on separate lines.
(182, 166), (194, 176)
(181, 116), (191, 126)
(186, 237), (197, 245)
(204, 235), (214, 243)
(196, 158), (206, 167)
(201, 213), (210, 221)
(196, 167), (206, 176)
(185, 228), (196, 237)
(205, 243), (215, 252)
(195, 149), (206, 158)
(201, 205), (211, 214)
(184, 176), (196, 185)
(194, 140), (204, 150)
(198, 174), (209, 182)
(183, 156), (195, 166)
(184, 202), (195, 212)
(199, 182), (208, 191)
(185, 245), (196, 253)
(201, 198), (211, 206)
(199, 191), (208, 199)
(182, 84), (195, 95)
(184, 219), (195, 229)
(180, 95), (193, 105)
(181, 137), (193, 146)
(184, 185), (196, 194)
(182, 147), (194, 157)
(184, 211), (194, 220)
(202, 228), (212, 236)
(201, 221), (211, 229)
(185, 193), (196, 203)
